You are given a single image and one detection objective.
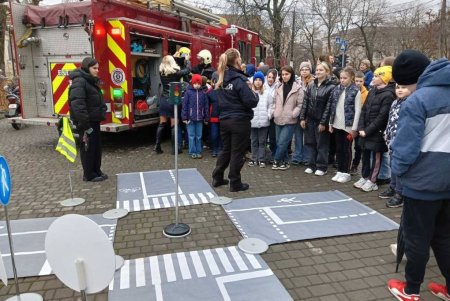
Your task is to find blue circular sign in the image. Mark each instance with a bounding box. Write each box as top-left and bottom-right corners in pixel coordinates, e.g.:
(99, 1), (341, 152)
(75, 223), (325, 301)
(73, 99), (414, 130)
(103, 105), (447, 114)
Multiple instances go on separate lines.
(0, 155), (12, 206)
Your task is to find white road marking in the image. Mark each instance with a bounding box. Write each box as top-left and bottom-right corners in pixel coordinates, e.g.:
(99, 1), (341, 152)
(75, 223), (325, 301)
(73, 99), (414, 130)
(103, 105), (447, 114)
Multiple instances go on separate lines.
(139, 172), (149, 205)
(163, 254), (176, 282)
(216, 269), (273, 301)
(189, 194), (199, 205)
(135, 258), (146, 287)
(119, 259), (130, 289)
(203, 249), (220, 275)
(176, 252), (192, 280)
(190, 251), (206, 278)
(244, 253), (262, 269)
(216, 248), (234, 273)
(228, 246), (248, 271)
(149, 256), (161, 285)
(198, 193), (209, 203)
(226, 198), (353, 212)
(133, 199), (140, 211)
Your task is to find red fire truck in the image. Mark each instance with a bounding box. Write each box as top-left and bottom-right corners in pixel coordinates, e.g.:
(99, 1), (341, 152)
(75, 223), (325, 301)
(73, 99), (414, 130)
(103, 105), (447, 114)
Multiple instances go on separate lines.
(8, 0), (266, 132)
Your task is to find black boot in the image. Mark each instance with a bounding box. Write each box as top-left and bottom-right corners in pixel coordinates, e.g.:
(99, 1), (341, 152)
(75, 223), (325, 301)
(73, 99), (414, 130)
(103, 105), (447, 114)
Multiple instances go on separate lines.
(153, 123), (165, 154)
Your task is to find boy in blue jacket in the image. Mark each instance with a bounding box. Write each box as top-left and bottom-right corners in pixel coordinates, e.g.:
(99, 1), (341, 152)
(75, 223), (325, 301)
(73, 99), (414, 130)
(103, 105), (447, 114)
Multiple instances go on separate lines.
(182, 74), (209, 158)
(387, 50), (450, 301)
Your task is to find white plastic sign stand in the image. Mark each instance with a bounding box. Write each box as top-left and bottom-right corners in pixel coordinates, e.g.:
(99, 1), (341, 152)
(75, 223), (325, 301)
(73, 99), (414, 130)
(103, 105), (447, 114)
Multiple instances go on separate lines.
(1, 156), (43, 301)
(60, 165), (85, 207)
(45, 214), (116, 300)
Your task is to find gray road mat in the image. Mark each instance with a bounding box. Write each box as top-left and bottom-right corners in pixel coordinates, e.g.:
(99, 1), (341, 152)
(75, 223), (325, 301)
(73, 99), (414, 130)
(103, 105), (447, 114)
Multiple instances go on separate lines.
(0, 214), (117, 278)
(116, 168), (216, 212)
(108, 246), (292, 301)
(223, 190), (398, 245)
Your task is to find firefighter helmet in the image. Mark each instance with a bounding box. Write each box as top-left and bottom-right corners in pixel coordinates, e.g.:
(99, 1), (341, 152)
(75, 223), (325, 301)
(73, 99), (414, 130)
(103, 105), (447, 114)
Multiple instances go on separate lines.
(197, 49), (212, 65)
(178, 47), (191, 58)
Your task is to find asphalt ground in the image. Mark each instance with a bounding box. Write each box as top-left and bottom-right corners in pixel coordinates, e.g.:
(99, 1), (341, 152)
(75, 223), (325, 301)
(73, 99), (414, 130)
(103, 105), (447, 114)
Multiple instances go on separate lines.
(0, 118), (443, 301)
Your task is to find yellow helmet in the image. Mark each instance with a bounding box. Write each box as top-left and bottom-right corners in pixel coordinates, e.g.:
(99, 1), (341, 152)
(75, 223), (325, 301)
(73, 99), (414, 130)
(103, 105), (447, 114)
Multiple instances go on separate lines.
(174, 47), (191, 58)
(197, 49), (212, 65)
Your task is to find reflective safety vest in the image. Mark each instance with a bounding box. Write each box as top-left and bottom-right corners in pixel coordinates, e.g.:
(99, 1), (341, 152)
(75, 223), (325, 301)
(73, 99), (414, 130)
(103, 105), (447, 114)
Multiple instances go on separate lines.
(55, 117), (77, 163)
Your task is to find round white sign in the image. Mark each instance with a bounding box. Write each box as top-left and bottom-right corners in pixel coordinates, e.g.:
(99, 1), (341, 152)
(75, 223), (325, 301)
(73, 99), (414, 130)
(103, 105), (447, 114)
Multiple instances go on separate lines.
(45, 214), (116, 294)
(111, 68), (125, 86)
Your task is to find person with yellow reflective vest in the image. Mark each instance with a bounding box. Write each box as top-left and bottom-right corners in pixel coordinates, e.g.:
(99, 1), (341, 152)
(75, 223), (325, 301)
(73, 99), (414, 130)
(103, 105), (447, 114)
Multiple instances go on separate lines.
(68, 57), (107, 182)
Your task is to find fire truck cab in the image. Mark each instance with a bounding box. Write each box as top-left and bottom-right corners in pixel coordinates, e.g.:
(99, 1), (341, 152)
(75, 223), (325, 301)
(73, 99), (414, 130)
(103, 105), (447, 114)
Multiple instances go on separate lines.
(8, 0), (265, 132)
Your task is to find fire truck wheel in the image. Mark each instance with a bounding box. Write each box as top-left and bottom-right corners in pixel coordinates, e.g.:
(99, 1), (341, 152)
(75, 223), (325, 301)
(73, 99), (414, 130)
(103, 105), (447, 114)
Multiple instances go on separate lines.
(12, 123), (22, 130)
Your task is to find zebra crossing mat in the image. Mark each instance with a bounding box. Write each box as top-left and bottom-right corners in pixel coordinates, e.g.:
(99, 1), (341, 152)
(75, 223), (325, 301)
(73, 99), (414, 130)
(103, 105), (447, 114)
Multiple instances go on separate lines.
(0, 214), (117, 279)
(116, 168), (217, 213)
(224, 190), (399, 245)
(108, 246), (292, 301)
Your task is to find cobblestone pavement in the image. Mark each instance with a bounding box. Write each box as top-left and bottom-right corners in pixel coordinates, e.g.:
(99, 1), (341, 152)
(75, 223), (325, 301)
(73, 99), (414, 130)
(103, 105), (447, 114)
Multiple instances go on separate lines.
(0, 118), (443, 301)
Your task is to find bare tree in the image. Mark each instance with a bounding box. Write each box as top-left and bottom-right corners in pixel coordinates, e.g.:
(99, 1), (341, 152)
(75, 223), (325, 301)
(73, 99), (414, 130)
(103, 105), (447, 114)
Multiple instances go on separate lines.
(295, 9), (321, 64)
(351, 0), (388, 67)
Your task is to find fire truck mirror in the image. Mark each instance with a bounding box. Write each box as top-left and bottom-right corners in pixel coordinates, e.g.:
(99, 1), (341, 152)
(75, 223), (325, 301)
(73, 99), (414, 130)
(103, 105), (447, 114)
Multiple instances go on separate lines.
(169, 82), (182, 105)
(112, 88), (124, 119)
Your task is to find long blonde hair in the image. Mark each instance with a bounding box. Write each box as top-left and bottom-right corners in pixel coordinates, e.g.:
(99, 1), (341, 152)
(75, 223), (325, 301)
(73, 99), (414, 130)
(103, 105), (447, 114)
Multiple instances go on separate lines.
(159, 55), (180, 76)
(215, 48), (241, 89)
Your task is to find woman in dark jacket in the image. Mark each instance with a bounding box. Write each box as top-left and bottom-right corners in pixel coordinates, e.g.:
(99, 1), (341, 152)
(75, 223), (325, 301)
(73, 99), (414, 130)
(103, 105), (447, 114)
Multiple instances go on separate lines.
(354, 66), (395, 192)
(69, 57), (107, 182)
(211, 48), (259, 192)
(300, 61), (336, 175)
(153, 55), (190, 154)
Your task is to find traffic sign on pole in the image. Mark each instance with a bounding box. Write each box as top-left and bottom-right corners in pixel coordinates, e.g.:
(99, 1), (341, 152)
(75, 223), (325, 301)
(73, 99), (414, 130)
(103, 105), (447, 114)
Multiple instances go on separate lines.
(0, 155), (11, 207)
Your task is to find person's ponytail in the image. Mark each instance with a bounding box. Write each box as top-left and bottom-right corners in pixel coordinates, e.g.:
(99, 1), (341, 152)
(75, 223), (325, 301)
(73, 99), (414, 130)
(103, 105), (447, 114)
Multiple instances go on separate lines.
(215, 48), (241, 90)
(215, 53), (227, 89)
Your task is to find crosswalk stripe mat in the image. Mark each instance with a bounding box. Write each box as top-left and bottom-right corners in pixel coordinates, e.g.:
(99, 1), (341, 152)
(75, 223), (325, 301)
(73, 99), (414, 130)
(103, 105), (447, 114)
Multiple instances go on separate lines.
(108, 246), (293, 301)
(0, 214), (117, 279)
(116, 168), (217, 213)
(223, 190), (399, 245)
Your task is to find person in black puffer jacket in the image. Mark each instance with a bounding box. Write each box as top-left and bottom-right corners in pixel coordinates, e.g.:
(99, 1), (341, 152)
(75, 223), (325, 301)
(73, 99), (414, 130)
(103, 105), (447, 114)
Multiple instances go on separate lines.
(300, 61), (336, 175)
(69, 57), (107, 182)
(154, 55), (190, 154)
(211, 48), (259, 192)
(354, 66), (396, 192)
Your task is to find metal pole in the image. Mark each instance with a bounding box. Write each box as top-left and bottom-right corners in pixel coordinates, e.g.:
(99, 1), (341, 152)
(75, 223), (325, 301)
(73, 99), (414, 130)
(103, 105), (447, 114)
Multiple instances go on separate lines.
(7, 26), (16, 77)
(4, 206), (21, 296)
(174, 103), (179, 225)
(68, 162), (74, 200)
(439, 0), (447, 57)
(290, 9), (296, 64)
(89, 21), (94, 58)
(80, 290), (88, 301)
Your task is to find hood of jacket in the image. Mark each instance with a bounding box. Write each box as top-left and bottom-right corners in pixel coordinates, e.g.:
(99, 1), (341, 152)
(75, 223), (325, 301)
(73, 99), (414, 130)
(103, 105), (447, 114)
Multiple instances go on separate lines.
(417, 59), (450, 89)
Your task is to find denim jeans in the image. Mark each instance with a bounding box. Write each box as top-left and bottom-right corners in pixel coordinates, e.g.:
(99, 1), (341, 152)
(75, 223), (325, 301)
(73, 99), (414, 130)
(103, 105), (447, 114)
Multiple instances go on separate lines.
(378, 151), (391, 180)
(251, 127), (269, 162)
(292, 123), (309, 163)
(209, 122), (223, 155)
(187, 121), (203, 155)
(274, 124), (295, 163)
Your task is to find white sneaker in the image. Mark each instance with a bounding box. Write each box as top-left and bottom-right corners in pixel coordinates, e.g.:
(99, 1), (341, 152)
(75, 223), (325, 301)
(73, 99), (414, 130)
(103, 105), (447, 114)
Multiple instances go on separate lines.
(353, 177), (367, 188)
(337, 173), (351, 183)
(305, 168), (314, 174)
(315, 170), (327, 176)
(332, 172), (342, 181)
(361, 180), (379, 192)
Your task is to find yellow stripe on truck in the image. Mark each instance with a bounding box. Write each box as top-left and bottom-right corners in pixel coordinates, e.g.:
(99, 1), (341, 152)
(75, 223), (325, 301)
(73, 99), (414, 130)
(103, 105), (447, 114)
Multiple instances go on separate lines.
(107, 34), (127, 67)
(54, 86), (69, 115)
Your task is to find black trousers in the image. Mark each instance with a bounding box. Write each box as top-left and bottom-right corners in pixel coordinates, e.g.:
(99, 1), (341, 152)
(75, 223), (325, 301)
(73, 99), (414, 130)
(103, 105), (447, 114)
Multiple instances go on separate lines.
(79, 121), (102, 180)
(304, 120), (330, 172)
(212, 118), (250, 188)
(352, 136), (362, 167)
(334, 129), (353, 173)
(403, 197), (450, 294)
(361, 150), (383, 183)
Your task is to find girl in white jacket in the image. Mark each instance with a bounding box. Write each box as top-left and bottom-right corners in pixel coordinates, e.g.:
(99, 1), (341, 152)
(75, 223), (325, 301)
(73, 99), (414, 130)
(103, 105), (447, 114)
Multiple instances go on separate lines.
(249, 71), (272, 168)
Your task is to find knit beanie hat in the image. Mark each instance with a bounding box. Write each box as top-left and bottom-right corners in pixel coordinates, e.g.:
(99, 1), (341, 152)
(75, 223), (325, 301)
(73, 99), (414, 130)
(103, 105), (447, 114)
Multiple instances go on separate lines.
(246, 64), (256, 77)
(191, 74), (202, 85)
(374, 66), (393, 84)
(299, 61), (312, 71)
(393, 50), (430, 85)
(253, 71), (265, 84)
(81, 57), (98, 73)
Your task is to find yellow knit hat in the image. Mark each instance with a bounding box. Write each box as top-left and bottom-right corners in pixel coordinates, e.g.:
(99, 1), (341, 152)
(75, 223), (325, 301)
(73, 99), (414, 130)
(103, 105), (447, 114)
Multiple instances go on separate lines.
(374, 66), (393, 84)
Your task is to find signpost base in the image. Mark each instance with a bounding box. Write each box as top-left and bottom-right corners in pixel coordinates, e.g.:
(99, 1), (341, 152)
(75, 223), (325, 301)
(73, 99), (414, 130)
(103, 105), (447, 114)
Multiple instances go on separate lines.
(210, 196), (232, 205)
(6, 293), (43, 301)
(163, 223), (191, 238)
(103, 208), (128, 220)
(238, 238), (269, 254)
(60, 198), (85, 207)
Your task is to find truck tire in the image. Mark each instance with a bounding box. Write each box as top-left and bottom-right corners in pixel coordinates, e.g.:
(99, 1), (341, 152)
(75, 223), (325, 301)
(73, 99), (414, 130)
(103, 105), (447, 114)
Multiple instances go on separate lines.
(12, 123), (22, 130)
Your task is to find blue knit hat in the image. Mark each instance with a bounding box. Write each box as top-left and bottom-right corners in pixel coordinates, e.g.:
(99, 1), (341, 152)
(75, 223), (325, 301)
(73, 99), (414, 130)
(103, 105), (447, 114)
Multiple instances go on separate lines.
(246, 64), (256, 77)
(253, 71), (265, 84)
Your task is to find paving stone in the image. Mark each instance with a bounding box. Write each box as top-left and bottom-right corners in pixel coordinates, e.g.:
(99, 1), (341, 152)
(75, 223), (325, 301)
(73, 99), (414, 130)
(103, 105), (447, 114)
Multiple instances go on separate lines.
(0, 119), (441, 301)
